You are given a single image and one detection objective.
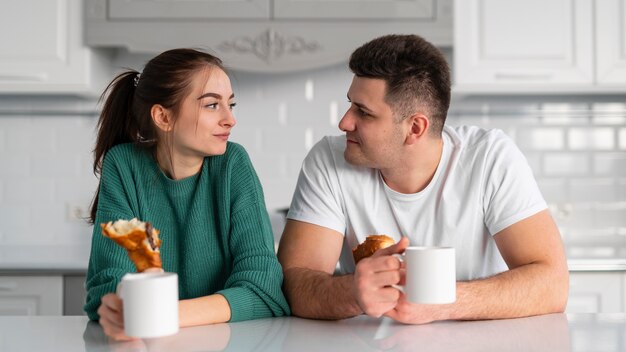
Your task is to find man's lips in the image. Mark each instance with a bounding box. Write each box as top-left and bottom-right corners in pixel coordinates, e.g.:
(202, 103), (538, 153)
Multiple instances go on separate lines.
(346, 137), (359, 144)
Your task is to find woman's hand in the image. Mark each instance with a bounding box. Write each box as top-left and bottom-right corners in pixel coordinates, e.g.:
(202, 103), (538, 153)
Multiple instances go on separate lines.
(98, 269), (164, 341)
(97, 293), (136, 341)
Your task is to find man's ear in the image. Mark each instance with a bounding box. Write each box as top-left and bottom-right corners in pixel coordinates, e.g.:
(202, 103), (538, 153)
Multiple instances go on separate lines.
(151, 104), (173, 132)
(405, 113), (429, 145)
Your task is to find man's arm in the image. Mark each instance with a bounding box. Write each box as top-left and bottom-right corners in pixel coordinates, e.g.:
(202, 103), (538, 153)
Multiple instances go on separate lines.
(277, 219), (407, 320)
(386, 209), (569, 324)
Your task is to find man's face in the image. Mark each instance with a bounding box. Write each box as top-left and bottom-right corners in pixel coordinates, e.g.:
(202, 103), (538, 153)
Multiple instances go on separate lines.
(338, 76), (406, 169)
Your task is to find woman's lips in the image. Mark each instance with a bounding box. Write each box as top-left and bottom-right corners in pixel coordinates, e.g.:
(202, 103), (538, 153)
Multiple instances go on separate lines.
(214, 133), (230, 141)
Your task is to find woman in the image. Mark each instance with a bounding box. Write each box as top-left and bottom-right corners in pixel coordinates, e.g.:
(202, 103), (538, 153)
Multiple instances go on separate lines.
(84, 48), (290, 340)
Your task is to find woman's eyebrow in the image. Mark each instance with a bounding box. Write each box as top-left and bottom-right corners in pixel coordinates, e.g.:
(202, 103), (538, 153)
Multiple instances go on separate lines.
(197, 92), (235, 100)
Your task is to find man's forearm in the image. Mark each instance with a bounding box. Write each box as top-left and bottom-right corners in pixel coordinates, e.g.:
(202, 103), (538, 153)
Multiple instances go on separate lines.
(446, 262), (569, 321)
(283, 267), (363, 319)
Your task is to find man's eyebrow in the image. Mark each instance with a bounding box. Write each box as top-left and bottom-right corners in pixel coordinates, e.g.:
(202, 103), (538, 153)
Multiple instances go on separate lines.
(197, 93), (235, 100)
(347, 94), (373, 112)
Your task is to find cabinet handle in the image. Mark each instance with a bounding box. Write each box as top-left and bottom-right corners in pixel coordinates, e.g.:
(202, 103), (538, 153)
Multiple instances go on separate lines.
(0, 282), (18, 291)
(494, 73), (553, 81)
(0, 74), (48, 82)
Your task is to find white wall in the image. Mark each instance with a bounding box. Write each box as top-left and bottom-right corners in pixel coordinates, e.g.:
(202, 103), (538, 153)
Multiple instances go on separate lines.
(0, 62), (625, 251)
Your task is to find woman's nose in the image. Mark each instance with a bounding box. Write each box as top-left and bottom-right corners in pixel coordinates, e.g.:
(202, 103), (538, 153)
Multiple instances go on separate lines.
(222, 110), (236, 128)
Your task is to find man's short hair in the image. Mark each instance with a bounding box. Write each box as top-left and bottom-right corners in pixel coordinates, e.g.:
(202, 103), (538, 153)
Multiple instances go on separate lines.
(349, 34), (451, 136)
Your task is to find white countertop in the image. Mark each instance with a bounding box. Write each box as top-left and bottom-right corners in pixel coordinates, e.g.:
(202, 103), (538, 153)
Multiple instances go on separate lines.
(0, 313), (624, 351)
(0, 243), (625, 273)
(0, 245), (90, 273)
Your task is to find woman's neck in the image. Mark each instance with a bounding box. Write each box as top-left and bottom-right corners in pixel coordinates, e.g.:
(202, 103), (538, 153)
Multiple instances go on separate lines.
(155, 144), (203, 180)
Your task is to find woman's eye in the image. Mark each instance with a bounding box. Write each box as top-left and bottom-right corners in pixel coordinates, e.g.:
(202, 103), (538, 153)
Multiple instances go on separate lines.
(204, 103), (218, 109)
(229, 102), (237, 110)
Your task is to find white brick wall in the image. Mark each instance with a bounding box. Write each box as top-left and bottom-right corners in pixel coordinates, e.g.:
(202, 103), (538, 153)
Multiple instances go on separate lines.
(569, 128), (615, 150)
(0, 64), (625, 248)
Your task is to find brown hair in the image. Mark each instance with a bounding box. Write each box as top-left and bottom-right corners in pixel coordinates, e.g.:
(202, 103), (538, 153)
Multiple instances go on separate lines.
(89, 48), (225, 223)
(348, 34), (451, 135)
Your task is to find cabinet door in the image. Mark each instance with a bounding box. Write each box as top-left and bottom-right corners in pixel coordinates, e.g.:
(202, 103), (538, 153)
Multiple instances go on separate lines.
(454, 0), (594, 91)
(274, 0), (434, 19)
(63, 275), (86, 316)
(108, 0), (270, 19)
(0, 0), (108, 94)
(596, 0), (626, 85)
(0, 276), (63, 316)
(567, 272), (623, 313)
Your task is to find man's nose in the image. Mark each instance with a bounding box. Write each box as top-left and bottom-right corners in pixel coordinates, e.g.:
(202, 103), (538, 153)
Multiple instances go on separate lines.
(338, 110), (354, 132)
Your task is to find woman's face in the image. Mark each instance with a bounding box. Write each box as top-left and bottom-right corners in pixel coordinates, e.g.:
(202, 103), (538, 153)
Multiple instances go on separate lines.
(171, 67), (236, 160)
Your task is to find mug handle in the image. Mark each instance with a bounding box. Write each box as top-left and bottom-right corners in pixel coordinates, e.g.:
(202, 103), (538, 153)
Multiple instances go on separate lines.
(116, 273), (132, 297)
(390, 253), (405, 292)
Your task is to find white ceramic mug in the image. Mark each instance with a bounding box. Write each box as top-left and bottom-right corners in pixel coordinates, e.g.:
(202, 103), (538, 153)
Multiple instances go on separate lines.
(118, 272), (179, 338)
(394, 246), (456, 304)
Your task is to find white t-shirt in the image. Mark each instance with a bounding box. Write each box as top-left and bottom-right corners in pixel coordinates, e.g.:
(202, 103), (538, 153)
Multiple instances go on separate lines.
(287, 125), (547, 280)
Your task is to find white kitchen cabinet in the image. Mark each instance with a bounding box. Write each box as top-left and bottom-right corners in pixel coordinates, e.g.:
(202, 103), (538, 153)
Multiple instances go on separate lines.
(454, 0), (626, 93)
(85, 0), (452, 73)
(107, 0), (270, 19)
(595, 0), (626, 85)
(0, 0), (109, 95)
(454, 0), (594, 93)
(273, 0), (434, 20)
(0, 276), (63, 316)
(567, 272), (624, 313)
(63, 275), (86, 316)
(102, 0), (437, 21)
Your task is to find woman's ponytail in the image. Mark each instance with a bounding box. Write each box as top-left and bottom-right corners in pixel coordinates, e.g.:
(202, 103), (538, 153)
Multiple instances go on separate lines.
(89, 70), (139, 223)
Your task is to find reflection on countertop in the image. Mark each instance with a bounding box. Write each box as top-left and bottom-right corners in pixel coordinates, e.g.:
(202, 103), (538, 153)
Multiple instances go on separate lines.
(41, 314), (574, 352)
(7, 313), (625, 352)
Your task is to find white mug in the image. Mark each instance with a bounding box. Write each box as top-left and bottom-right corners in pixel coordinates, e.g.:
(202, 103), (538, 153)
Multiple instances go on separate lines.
(394, 246), (456, 304)
(118, 272), (179, 338)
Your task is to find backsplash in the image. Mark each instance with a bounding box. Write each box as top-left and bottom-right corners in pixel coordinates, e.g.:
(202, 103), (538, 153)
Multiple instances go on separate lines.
(0, 63), (624, 249)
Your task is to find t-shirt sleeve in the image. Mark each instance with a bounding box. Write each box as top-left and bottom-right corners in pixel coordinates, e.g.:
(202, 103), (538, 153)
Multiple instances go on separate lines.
(482, 131), (548, 235)
(286, 137), (346, 235)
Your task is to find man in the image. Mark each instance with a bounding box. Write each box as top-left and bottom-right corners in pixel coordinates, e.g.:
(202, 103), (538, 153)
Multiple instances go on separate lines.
(277, 34), (569, 324)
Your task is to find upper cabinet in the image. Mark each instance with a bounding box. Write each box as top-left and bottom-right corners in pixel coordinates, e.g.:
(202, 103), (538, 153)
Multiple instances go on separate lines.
(0, 0), (110, 95)
(596, 0), (626, 86)
(85, 0), (452, 73)
(272, 0), (435, 19)
(107, 0), (270, 19)
(453, 0), (626, 93)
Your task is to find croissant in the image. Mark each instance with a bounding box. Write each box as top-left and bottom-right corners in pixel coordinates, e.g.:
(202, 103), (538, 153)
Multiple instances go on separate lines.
(352, 234), (395, 263)
(101, 218), (162, 272)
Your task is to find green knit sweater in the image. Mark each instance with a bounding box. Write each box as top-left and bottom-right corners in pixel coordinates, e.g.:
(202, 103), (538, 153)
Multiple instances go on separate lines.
(84, 142), (290, 322)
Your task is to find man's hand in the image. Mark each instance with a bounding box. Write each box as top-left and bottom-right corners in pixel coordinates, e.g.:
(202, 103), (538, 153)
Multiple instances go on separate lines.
(384, 292), (446, 324)
(353, 237), (409, 317)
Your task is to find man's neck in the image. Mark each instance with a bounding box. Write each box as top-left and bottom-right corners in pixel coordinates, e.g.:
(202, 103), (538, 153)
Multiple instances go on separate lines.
(380, 137), (444, 194)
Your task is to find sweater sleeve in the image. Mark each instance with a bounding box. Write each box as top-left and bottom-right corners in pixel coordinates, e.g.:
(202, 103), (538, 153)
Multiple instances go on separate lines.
(83, 148), (138, 320)
(217, 144), (291, 321)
